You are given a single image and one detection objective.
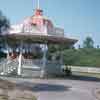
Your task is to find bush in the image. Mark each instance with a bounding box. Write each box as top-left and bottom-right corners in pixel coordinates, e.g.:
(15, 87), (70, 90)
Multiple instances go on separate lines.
(63, 66), (72, 76)
(63, 48), (100, 67)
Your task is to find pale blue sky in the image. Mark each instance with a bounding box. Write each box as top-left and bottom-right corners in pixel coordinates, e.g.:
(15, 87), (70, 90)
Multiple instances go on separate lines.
(0, 0), (100, 47)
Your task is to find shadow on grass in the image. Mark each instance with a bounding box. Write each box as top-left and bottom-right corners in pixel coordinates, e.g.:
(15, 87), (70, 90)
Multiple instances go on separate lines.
(66, 74), (100, 82)
(1, 74), (100, 82)
(16, 82), (70, 92)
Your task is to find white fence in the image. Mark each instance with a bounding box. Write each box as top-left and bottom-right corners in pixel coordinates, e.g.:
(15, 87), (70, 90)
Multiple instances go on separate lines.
(70, 66), (100, 74)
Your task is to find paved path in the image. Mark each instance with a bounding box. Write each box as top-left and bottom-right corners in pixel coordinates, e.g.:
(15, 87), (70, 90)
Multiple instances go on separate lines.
(1, 77), (100, 100)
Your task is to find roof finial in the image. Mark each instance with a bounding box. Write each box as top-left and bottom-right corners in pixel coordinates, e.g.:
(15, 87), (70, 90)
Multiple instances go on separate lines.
(37, 0), (40, 9)
(34, 0), (43, 16)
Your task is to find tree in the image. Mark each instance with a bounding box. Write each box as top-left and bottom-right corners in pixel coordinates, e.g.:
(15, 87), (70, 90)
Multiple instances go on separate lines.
(97, 45), (99, 49)
(47, 44), (71, 61)
(0, 11), (10, 58)
(0, 11), (10, 34)
(83, 36), (94, 48)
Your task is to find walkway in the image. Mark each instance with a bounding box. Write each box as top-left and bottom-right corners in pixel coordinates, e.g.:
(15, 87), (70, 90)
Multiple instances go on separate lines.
(1, 77), (100, 100)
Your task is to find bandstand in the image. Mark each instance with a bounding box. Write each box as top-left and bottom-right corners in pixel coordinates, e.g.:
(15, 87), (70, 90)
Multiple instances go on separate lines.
(0, 1), (77, 78)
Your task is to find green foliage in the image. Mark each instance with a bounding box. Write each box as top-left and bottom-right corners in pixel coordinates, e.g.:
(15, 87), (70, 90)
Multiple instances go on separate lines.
(83, 36), (94, 48)
(0, 11), (10, 57)
(63, 49), (79, 65)
(63, 66), (72, 76)
(0, 11), (10, 33)
(0, 51), (6, 58)
(47, 44), (70, 60)
(63, 48), (100, 67)
(62, 36), (100, 67)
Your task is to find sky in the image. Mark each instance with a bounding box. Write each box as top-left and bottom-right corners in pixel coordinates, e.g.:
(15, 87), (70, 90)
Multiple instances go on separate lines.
(0, 0), (100, 47)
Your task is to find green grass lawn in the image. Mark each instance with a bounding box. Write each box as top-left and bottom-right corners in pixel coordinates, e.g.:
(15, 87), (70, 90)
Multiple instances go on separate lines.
(72, 71), (100, 78)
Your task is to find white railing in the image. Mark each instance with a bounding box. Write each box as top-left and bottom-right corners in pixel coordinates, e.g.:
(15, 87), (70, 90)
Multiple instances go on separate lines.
(22, 59), (61, 67)
(0, 58), (63, 76)
(0, 59), (18, 75)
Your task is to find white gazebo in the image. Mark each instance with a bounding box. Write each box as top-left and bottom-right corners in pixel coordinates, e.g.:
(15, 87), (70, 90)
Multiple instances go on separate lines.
(0, 1), (77, 77)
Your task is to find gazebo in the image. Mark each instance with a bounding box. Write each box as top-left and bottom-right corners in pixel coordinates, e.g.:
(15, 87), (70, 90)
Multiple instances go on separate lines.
(0, 1), (77, 77)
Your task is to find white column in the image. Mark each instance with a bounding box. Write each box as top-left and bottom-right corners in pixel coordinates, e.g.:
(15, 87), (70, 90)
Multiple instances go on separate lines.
(40, 44), (48, 78)
(17, 52), (22, 75)
(6, 49), (10, 60)
(60, 52), (63, 65)
(60, 47), (64, 73)
(5, 43), (10, 60)
(17, 42), (23, 76)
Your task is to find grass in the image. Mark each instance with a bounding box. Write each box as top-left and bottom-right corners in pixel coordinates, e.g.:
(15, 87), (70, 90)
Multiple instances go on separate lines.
(15, 95), (37, 100)
(72, 71), (100, 78)
(0, 96), (37, 100)
(0, 95), (8, 100)
(31, 96), (37, 100)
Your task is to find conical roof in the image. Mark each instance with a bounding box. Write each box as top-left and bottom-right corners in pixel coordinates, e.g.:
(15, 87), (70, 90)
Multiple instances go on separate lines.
(2, 8), (78, 45)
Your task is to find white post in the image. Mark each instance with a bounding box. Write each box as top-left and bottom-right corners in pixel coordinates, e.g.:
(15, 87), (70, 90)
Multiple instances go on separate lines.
(40, 44), (48, 78)
(6, 48), (10, 61)
(17, 42), (23, 76)
(5, 42), (10, 60)
(18, 52), (22, 75)
(60, 47), (64, 73)
(60, 52), (63, 65)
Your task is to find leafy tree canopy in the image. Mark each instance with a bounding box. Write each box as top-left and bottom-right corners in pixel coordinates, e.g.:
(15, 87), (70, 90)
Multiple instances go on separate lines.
(0, 11), (10, 34)
(83, 36), (94, 48)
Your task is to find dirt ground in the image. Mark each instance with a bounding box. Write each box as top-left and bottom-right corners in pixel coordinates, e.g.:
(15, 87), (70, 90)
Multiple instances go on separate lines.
(1, 77), (100, 100)
(95, 89), (100, 100)
(0, 79), (36, 100)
